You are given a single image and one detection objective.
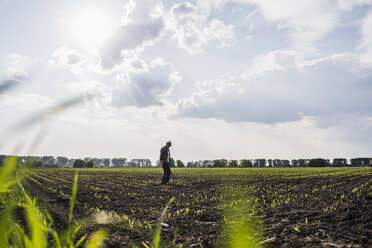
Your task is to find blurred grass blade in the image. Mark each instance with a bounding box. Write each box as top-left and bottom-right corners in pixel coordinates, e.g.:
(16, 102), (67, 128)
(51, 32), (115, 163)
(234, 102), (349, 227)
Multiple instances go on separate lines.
(69, 172), (79, 222)
(222, 185), (262, 248)
(12, 95), (84, 131)
(76, 234), (87, 247)
(0, 156), (18, 192)
(84, 229), (107, 248)
(228, 217), (258, 248)
(22, 197), (48, 248)
(153, 197), (175, 248)
(0, 78), (21, 95)
(0, 203), (16, 247)
(47, 213), (62, 248)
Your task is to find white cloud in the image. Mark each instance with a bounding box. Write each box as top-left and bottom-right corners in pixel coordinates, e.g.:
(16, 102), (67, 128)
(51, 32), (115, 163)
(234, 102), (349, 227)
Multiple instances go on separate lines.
(197, 0), (339, 52)
(64, 80), (111, 107)
(358, 9), (372, 65)
(254, 0), (339, 51)
(2, 66), (28, 79)
(111, 57), (181, 108)
(120, 0), (136, 25)
(49, 46), (86, 67)
(247, 50), (299, 74)
(1, 53), (32, 79)
(177, 52), (372, 124)
(204, 19), (235, 48)
(99, 0), (165, 68)
(165, 2), (235, 54)
(99, 19), (164, 68)
(337, 0), (372, 11)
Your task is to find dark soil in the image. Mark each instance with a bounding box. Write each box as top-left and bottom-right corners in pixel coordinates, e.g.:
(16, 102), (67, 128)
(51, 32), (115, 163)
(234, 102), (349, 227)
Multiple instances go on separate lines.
(21, 168), (372, 247)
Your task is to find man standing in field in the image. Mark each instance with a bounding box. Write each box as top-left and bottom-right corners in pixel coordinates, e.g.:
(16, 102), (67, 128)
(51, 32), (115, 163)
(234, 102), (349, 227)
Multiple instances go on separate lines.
(160, 141), (172, 185)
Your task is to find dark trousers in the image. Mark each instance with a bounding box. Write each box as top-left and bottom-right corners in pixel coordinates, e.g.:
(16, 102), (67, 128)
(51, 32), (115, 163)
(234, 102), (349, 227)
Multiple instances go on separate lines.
(162, 162), (171, 184)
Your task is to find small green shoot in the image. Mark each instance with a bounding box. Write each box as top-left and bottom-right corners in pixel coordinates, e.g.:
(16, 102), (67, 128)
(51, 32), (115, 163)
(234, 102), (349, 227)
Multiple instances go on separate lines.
(153, 197), (175, 248)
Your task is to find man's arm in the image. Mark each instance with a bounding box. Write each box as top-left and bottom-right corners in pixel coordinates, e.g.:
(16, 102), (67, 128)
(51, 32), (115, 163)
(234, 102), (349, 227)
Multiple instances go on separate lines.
(160, 147), (166, 165)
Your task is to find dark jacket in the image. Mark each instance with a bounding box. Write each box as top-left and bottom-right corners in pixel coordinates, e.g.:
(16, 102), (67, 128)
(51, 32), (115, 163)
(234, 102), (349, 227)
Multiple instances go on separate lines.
(160, 146), (170, 164)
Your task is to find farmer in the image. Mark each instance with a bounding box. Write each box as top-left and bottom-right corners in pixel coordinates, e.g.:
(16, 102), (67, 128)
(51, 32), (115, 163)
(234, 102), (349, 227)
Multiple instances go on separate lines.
(160, 141), (172, 185)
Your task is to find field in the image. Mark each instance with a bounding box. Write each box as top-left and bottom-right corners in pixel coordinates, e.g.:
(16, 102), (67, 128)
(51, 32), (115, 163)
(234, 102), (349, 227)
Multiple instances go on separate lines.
(17, 167), (372, 247)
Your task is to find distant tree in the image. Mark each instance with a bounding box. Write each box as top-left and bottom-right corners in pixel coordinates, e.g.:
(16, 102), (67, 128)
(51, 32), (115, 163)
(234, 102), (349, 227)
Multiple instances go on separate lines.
(66, 159), (75, 167)
(308, 158), (328, 167)
(111, 158), (127, 167)
(192, 161), (202, 167)
(253, 159), (266, 167)
(57, 156), (68, 165)
(144, 159), (152, 167)
(21, 156), (42, 168)
(268, 159), (273, 167)
(186, 161), (194, 167)
(272, 159), (277, 167)
(187, 161), (202, 167)
(33, 156), (43, 162)
(102, 158), (111, 167)
(350, 158), (370, 166)
(42, 156), (56, 165)
(22, 156), (34, 168)
(86, 160), (94, 168)
(228, 160), (238, 167)
(91, 158), (103, 167)
(176, 160), (185, 167)
(213, 160), (221, 167)
(35, 160), (44, 168)
(83, 157), (93, 163)
(201, 160), (213, 168)
(213, 159), (228, 167)
(128, 159), (150, 167)
(31, 160), (44, 168)
(273, 159), (282, 167)
(291, 160), (298, 167)
(44, 163), (58, 168)
(239, 159), (252, 167)
(156, 161), (161, 167)
(126, 161), (135, 167)
(293, 159), (310, 167)
(17, 156), (25, 165)
(282, 160), (291, 167)
(129, 159), (139, 167)
(169, 158), (175, 167)
(73, 159), (86, 168)
(140, 159), (152, 167)
(332, 158), (348, 167)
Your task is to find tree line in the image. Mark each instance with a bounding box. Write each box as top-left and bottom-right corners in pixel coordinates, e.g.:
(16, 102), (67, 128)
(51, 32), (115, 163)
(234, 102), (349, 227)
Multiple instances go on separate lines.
(0, 155), (371, 168)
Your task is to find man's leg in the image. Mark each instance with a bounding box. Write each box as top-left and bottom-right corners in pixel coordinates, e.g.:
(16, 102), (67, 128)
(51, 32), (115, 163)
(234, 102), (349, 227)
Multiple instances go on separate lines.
(162, 165), (167, 184)
(162, 163), (171, 184)
(165, 166), (171, 183)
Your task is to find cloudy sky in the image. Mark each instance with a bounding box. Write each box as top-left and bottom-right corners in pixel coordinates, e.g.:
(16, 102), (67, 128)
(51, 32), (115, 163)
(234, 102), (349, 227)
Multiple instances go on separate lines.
(1, 0), (372, 163)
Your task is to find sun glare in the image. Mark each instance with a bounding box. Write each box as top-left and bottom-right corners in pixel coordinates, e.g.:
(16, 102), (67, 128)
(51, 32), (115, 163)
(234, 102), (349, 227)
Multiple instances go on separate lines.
(71, 9), (113, 52)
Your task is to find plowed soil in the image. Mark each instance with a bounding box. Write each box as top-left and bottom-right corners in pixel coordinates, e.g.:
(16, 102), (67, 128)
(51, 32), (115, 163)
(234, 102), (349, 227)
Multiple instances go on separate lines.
(22, 168), (372, 247)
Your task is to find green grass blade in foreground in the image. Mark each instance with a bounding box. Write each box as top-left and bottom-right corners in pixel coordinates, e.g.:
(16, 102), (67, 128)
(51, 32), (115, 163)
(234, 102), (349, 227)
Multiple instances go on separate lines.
(0, 202), (15, 247)
(153, 197), (175, 248)
(23, 198), (48, 248)
(227, 213), (259, 248)
(84, 229), (107, 248)
(46, 213), (62, 248)
(69, 172), (78, 223)
(222, 185), (262, 248)
(18, 180), (48, 248)
(0, 156), (18, 192)
(64, 172), (80, 247)
(0, 156), (18, 246)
